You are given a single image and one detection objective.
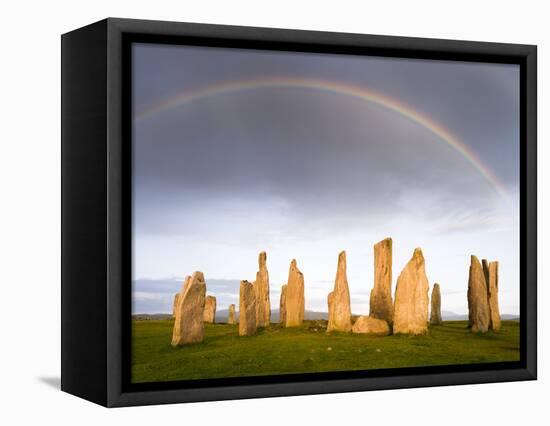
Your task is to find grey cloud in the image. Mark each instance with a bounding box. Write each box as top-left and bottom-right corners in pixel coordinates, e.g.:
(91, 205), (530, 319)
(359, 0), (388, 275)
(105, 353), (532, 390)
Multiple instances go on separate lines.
(134, 44), (519, 186)
(133, 87), (506, 240)
(429, 208), (517, 235)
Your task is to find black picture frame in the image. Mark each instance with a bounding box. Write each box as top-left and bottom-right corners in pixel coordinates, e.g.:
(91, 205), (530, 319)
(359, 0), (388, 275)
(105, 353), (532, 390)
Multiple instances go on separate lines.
(61, 17), (537, 407)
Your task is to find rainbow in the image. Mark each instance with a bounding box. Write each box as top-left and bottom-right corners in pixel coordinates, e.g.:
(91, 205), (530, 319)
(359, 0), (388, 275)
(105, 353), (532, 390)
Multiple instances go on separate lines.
(135, 77), (508, 200)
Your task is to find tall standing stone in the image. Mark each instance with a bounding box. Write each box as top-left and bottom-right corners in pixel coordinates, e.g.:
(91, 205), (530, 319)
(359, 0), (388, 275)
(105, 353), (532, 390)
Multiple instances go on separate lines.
(172, 293), (180, 318)
(171, 272), (206, 346)
(430, 283), (442, 325)
(285, 259), (305, 327)
(468, 255), (490, 333)
(369, 237), (393, 324)
(393, 248), (430, 335)
(239, 280), (257, 336)
(467, 276), (474, 328)
(203, 295), (216, 323)
(279, 284), (288, 325)
(482, 259), (490, 329)
(228, 304), (236, 325)
(327, 251), (352, 332)
(253, 251), (271, 327)
(482, 259), (490, 291)
(484, 260), (501, 332)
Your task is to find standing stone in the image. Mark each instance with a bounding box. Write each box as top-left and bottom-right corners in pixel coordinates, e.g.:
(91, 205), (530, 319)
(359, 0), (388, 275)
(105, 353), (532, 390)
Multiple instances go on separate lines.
(482, 259), (490, 291)
(393, 248), (430, 335)
(369, 237), (393, 324)
(203, 295), (216, 323)
(430, 283), (442, 325)
(352, 316), (390, 335)
(228, 304), (236, 325)
(482, 259), (490, 329)
(467, 276), (474, 328)
(279, 284), (288, 325)
(172, 293), (180, 318)
(171, 272), (206, 346)
(239, 280), (257, 336)
(484, 260), (501, 332)
(285, 259), (305, 327)
(468, 255), (490, 333)
(253, 251), (271, 327)
(327, 251), (352, 332)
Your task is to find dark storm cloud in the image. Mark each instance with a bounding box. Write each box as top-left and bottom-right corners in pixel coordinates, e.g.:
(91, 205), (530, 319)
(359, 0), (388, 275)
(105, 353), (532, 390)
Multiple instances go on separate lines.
(133, 43), (519, 186)
(133, 91), (506, 238)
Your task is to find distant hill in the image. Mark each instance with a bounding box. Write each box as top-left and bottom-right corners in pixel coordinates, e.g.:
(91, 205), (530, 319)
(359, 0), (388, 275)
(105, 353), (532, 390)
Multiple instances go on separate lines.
(441, 311), (519, 321)
(215, 309), (328, 323)
(133, 313), (172, 321)
(500, 314), (520, 321)
(441, 311), (468, 321)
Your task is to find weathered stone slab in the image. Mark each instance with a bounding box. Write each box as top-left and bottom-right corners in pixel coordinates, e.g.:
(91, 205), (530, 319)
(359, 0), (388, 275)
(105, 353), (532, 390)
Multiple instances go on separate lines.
(203, 295), (216, 323)
(171, 273), (206, 346)
(279, 284), (287, 325)
(430, 283), (442, 325)
(327, 251), (352, 333)
(172, 293), (180, 318)
(228, 303), (236, 325)
(352, 316), (390, 335)
(393, 248), (429, 335)
(369, 238), (393, 324)
(483, 259), (501, 332)
(239, 280), (257, 336)
(254, 251), (271, 327)
(285, 259), (304, 327)
(468, 255), (490, 333)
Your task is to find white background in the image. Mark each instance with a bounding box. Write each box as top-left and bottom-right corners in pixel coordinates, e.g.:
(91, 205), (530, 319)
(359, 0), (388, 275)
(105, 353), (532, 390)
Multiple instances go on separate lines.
(0, 0), (546, 423)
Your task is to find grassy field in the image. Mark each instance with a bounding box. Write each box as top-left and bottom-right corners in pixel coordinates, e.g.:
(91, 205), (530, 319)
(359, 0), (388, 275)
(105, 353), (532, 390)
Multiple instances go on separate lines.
(132, 319), (520, 383)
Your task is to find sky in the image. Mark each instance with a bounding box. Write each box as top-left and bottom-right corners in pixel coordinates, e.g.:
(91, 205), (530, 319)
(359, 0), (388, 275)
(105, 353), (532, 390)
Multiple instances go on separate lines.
(131, 42), (520, 317)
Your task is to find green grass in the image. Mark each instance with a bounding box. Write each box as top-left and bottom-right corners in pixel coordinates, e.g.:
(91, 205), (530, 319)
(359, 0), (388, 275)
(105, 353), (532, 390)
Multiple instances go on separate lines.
(131, 319), (520, 383)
